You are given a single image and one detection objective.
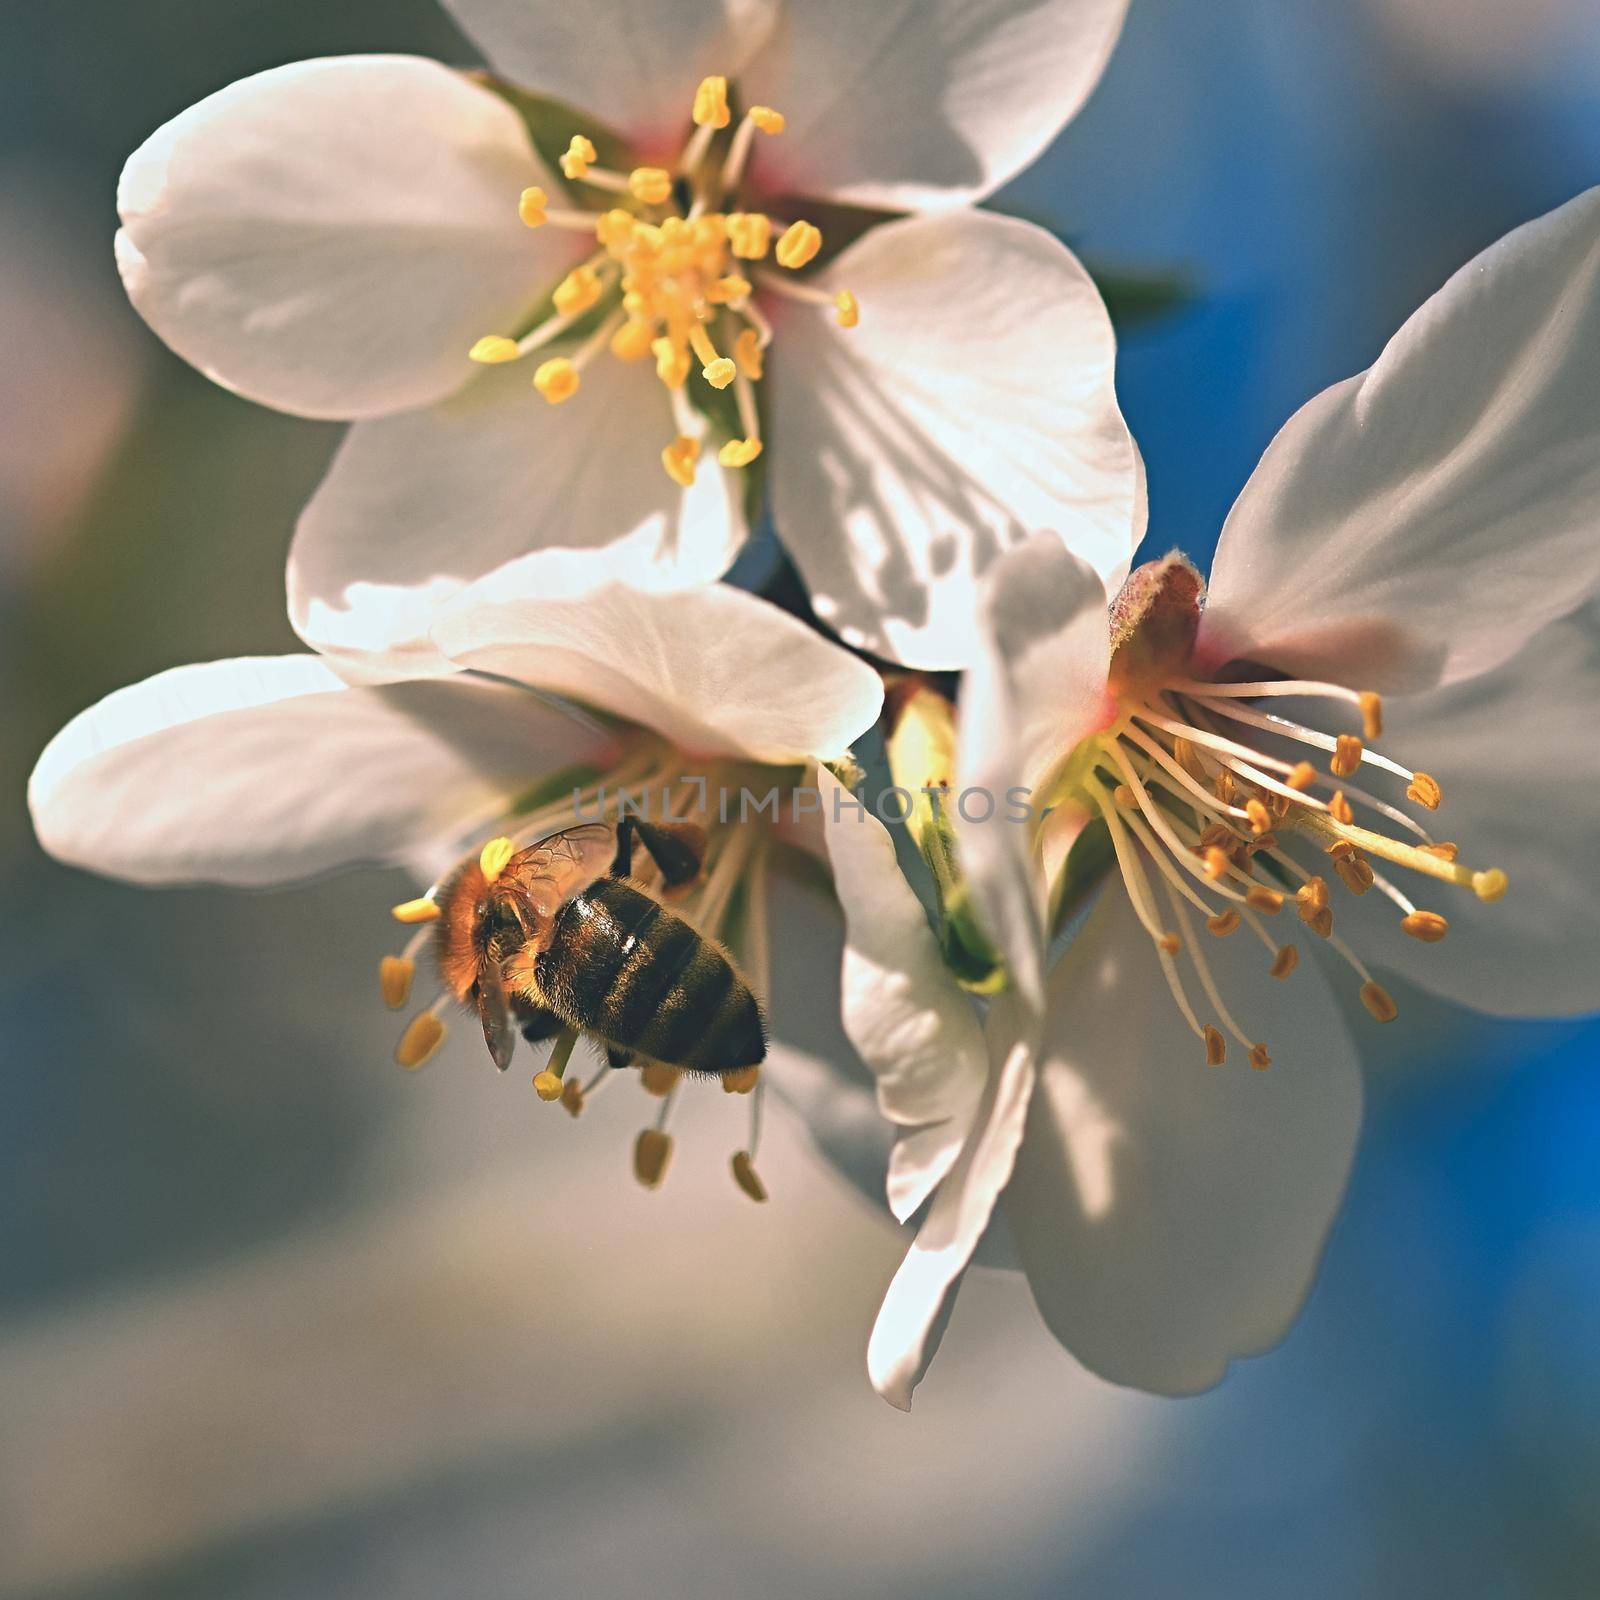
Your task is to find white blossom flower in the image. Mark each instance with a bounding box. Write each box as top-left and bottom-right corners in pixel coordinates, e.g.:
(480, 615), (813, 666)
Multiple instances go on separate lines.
(29, 578), (887, 1200)
(825, 187), (1600, 1408)
(114, 0), (1139, 676)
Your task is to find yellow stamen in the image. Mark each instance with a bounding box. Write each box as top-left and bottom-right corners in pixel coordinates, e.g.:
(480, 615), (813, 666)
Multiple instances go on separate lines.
(1286, 760), (1317, 791)
(1157, 931), (1182, 956)
(1334, 853), (1375, 896)
(748, 105), (785, 134)
(1206, 910), (1242, 937)
(731, 1150), (769, 1201)
(395, 1012), (445, 1070)
(727, 213), (772, 259)
(560, 135), (597, 180)
(706, 274), (753, 304)
(1113, 784), (1136, 807)
(1401, 910), (1449, 943)
(721, 1066), (760, 1095)
(834, 290), (859, 328)
(1472, 867), (1508, 903)
(1407, 772), (1442, 810)
(1359, 691), (1384, 740)
(391, 896), (440, 924)
(518, 186), (548, 227)
(692, 75), (731, 129)
(1270, 944), (1299, 979)
(718, 436), (763, 468)
(610, 319), (655, 361)
(1328, 790), (1354, 825)
(479, 836), (515, 883)
(532, 1070), (564, 1101)
(634, 1128), (673, 1189)
(1245, 797), (1272, 835)
(1360, 981), (1399, 1023)
(1203, 1025), (1227, 1066)
(468, 335), (520, 364)
(1202, 846), (1231, 881)
(703, 357), (736, 388)
(378, 956), (414, 1009)
(533, 357), (580, 404)
(1246, 885), (1285, 914)
(1420, 842), (1459, 862)
(1248, 1043), (1272, 1071)
(629, 166), (673, 205)
(775, 219), (822, 269)
(552, 265), (604, 317)
(560, 1078), (585, 1117)
(641, 1060), (681, 1097)
(733, 327), (765, 379)
(661, 434), (700, 486)
(652, 336), (691, 389)
(1331, 734), (1363, 778)
(596, 208), (635, 249)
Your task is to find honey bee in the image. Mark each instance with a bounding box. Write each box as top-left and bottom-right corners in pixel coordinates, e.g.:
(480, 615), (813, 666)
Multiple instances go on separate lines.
(434, 818), (766, 1077)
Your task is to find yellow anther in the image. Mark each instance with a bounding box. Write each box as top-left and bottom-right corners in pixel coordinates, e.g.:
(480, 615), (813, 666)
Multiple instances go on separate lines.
(1307, 905), (1334, 939)
(1401, 910), (1449, 943)
(1248, 1042), (1272, 1071)
(1358, 691), (1384, 741)
(692, 75), (731, 128)
(468, 335), (521, 364)
(1328, 790), (1354, 825)
(834, 289), (860, 328)
(1360, 981), (1399, 1023)
(706, 274), (753, 304)
(1331, 734), (1363, 778)
(1157, 931), (1182, 956)
(1326, 838), (1356, 860)
(1270, 944), (1299, 980)
(1214, 770), (1236, 805)
(1245, 797), (1272, 835)
(1112, 784), (1136, 808)
(552, 265), (603, 317)
(1173, 737), (1204, 779)
(634, 1128), (673, 1189)
(533, 357), (580, 403)
(718, 436), (763, 468)
(1286, 760), (1317, 791)
(610, 319), (655, 361)
(1198, 822), (1234, 849)
(1246, 885), (1285, 914)
(1203, 1025), (1227, 1066)
(727, 212), (772, 259)
(660, 434), (700, 486)
(533, 1069), (564, 1101)
(1270, 791), (1293, 821)
(733, 327), (764, 380)
(478, 836), (515, 883)
(1206, 909), (1242, 937)
(560, 1078), (585, 1117)
(597, 208), (635, 249)
(721, 1065), (760, 1095)
(652, 336), (691, 389)
(640, 1060), (681, 1097)
(1202, 846), (1231, 881)
(395, 1012), (445, 1070)
(629, 166), (674, 205)
(379, 955), (415, 1009)
(1472, 867), (1508, 903)
(748, 105), (785, 134)
(1407, 772), (1443, 810)
(775, 219), (823, 269)
(1420, 841), (1459, 862)
(391, 896), (441, 924)
(1333, 853), (1375, 896)
(731, 1150), (769, 1202)
(703, 357), (736, 388)
(518, 186), (548, 227)
(1297, 876), (1329, 915)
(560, 135), (597, 180)
(1248, 831), (1278, 856)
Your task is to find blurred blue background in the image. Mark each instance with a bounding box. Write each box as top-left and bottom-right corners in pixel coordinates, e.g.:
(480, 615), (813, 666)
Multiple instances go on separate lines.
(3, 2), (1598, 1595)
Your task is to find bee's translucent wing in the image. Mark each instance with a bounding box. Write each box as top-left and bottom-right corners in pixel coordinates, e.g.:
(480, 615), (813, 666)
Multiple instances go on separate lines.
(509, 823), (618, 919)
(476, 960), (517, 1072)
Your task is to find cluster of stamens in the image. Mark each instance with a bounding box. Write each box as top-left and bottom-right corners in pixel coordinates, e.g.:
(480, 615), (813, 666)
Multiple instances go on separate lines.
(375, 752), (777, 1203)
(468, 75), (858, 486)
(1072, 675), (1506, 1070)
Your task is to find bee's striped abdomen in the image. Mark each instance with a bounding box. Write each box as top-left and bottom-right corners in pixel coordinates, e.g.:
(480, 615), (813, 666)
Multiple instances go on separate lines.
(537, 880), (764, 1074)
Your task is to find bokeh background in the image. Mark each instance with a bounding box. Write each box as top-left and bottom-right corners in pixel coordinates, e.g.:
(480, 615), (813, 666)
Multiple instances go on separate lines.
(4, 2), (1600, 1595)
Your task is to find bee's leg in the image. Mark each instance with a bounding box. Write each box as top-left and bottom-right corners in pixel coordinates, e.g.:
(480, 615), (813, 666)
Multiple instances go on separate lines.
(513, 1001), (566, 1047)
(605, 1045), (635, 1071)
(631, 819), (708, 887)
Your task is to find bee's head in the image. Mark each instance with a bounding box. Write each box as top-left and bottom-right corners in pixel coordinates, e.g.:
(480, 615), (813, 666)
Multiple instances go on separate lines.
(475, 888), (532, 961)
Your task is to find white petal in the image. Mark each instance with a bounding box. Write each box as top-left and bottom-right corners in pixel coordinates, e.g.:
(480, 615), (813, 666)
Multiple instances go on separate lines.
(956, 535), (1114, 1006)
(289, 356), (746, 677)
(28, 659), (606, 886)
(1204, 186), (1600, 692)
(740, 0), (1128, 208)
(440, 0), (777, 154)
(117, 57), (574, 421)
(868, 997), (1035, 1408)
(432, 581), (882, 762)
(1317, 607), (1600, 1019)
(1005, 884), (1363, 1395)
(768, 210), (1142, 669)
(819, 770), (988, 1220)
